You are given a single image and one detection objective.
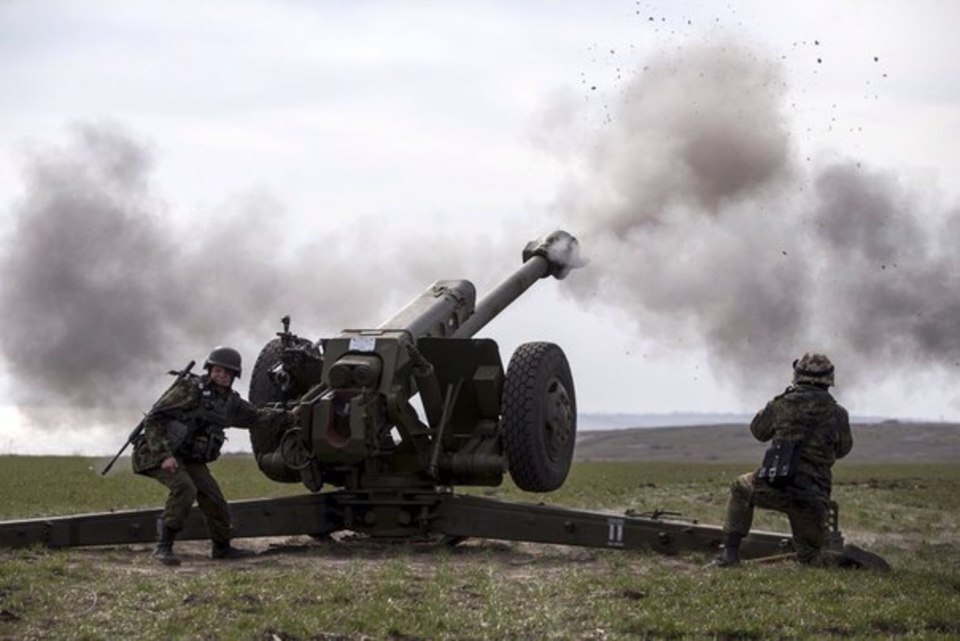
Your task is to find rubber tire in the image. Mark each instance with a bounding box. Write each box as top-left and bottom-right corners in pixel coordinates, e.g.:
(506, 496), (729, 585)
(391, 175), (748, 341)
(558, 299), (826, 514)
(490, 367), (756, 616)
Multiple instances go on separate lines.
(248, 338), (288, 457)
(249, 338), (286, 407)
(501, 342), (577, 492)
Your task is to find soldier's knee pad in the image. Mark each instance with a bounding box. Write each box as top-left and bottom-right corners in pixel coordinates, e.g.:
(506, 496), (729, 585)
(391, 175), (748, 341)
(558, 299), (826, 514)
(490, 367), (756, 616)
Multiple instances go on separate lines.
(730, 473), (754, 498)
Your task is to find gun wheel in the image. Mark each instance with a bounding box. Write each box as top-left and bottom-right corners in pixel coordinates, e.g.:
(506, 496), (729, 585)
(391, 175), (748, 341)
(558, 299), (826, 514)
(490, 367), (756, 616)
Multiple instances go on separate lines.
(501, 342), (577, 492)
(248, 338), (293, 467)
(249, 338), (286, 408)
(279, 428), (314, 470)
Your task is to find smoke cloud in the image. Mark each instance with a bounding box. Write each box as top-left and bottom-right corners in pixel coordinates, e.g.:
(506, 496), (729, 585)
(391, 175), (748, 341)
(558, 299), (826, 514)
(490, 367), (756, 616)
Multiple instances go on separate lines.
(0, 125), (179, 410)
(4, 39), (958, 430)
(0, 123), (482, 418)
(0, 122), (517, 426)
(557, 40), (960, 395)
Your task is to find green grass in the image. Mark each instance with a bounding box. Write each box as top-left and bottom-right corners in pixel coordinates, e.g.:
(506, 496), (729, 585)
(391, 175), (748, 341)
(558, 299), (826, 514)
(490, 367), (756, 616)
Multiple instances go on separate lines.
(1, 457), (958, 640)
(0, 454), (304, 519)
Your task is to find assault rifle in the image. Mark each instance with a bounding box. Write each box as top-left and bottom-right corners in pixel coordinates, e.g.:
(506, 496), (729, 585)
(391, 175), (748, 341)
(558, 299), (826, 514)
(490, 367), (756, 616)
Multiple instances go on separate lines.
(100, 360), (196, 475)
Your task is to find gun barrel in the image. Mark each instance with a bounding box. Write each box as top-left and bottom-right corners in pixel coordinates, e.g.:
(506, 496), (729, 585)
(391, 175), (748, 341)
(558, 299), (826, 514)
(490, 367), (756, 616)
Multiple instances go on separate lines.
(376, 279), (476, 339)
(452, 256), (549, 338)
(453, 230), (581, 339)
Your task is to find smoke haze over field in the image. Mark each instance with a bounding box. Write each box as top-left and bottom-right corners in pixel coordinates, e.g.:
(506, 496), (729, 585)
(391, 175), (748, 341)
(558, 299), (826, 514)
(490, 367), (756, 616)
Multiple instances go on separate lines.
(4, 43), (960, 416)
(0, 123), (521, 419)
(558, 41), (960, 392)
(0, 126), (180, 410)
(0, 125), (495, 414)
(1, 0), (960, 449)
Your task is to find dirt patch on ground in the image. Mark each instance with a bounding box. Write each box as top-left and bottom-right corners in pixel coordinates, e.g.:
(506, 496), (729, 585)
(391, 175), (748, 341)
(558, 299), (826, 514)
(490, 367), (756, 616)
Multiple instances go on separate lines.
(67, 535), (682, 580)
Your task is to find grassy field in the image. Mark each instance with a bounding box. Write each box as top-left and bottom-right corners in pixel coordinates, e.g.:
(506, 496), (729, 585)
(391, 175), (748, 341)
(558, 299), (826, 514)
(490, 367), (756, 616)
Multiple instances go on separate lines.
(0, 456), (958, 640)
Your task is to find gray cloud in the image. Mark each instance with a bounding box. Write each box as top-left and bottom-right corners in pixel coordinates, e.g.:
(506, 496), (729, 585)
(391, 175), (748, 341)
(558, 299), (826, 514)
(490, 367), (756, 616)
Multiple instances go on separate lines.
(0, 124), (401, 416)
(0, 122), (516, 424)
(556, 39), (960, 395)
(6, 37), (958, 429)
(0, 124), (178, 409)
(810, 164), (960, 368)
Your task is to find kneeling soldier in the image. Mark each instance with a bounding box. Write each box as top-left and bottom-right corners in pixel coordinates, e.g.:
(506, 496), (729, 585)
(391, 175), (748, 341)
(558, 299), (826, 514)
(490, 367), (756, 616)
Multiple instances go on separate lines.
(714, 353), (852, 566)
(132, 346), (291, 566)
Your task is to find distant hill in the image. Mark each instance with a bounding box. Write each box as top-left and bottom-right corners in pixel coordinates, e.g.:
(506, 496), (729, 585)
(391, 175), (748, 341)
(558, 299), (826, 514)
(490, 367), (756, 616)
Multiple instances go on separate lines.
(577, 412), (890, 430)
(574, 421), (960, 463)
(578, 412), (751, 430)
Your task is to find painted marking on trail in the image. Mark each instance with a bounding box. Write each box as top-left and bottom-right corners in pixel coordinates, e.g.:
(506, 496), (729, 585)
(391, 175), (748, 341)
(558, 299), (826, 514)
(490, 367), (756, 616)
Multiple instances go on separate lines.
(607, 517), (624, 547)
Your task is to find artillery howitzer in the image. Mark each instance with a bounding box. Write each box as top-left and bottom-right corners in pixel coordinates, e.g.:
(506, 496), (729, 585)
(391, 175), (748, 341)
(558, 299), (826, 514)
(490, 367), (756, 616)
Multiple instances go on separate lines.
(248, 230), (582, 495)
(0, 231), (871, 566)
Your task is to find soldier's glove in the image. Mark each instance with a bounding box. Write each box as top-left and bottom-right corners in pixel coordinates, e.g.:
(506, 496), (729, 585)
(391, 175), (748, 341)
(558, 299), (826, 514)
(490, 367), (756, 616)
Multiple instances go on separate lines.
(287, 404), (302, 422)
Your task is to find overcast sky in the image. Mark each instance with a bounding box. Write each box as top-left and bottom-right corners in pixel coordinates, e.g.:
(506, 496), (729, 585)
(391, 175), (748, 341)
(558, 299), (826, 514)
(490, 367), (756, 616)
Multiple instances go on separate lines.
(1, 1), (959, 454)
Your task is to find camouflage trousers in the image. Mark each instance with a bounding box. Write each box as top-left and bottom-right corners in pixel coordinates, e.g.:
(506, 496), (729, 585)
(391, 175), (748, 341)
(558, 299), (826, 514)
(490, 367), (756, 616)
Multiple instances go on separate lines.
(724, 472), (830, 564)
(144, 462), (232, 544)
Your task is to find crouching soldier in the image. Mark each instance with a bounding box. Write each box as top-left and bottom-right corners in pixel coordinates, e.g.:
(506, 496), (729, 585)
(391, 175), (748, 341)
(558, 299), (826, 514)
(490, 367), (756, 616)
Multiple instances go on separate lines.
(132, 346), (293, 566)
(712, 353), (853, 567)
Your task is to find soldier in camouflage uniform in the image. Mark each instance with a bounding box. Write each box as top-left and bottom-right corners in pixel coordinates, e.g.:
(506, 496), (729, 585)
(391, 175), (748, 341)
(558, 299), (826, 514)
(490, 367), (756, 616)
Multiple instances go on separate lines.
(713, 353), (852, 567)
(133, 346), (292, 566)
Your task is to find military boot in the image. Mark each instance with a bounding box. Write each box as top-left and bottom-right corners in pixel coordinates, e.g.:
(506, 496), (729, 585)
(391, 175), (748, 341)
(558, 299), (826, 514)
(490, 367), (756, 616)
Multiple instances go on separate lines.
(152, 526), (181, 566)
(211, 540), (254, 560)
(705, 532), (742, 568)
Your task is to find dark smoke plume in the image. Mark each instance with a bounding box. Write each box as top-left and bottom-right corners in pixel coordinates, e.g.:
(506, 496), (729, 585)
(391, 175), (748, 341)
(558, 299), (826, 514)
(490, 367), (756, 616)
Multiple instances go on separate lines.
(0, 123), (515, 427)
(0, 125), (178, 409)
(557, 40), (960, 398)
(0, 124), (450, 417)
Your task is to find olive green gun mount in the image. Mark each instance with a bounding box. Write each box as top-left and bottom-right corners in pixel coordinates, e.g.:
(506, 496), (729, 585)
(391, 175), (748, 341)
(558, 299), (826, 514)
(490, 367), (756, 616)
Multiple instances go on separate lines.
(250, 230), (582, 496)
(0, 230), (875, 566)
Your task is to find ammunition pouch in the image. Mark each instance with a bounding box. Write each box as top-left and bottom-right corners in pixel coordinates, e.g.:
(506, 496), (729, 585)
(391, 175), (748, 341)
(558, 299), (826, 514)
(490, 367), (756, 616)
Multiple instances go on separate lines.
(169, 385), (234, 464)
(162, 420), (192, 453)
(177, 426), (226, 464)
(757, 439), (802, 487)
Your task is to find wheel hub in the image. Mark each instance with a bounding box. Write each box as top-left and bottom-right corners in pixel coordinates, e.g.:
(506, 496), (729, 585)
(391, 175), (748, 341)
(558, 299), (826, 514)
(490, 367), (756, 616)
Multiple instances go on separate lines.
(544, 377), (574, 462)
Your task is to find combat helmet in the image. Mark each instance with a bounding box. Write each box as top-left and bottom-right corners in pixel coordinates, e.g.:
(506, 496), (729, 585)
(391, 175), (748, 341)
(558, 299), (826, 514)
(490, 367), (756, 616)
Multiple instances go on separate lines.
(205, 346), (242, 378)
(792, 352), (834, 386)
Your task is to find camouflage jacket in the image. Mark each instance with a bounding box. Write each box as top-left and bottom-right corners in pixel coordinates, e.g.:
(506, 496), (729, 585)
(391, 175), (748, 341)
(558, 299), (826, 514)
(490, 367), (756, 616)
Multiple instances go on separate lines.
(132, 374), (290, 473)
(750, 383), (852, 496)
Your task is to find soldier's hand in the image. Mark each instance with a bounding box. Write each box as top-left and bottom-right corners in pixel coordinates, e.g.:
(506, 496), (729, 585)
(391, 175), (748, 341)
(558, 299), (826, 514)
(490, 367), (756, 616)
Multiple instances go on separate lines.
(161, 456), (179, 473)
